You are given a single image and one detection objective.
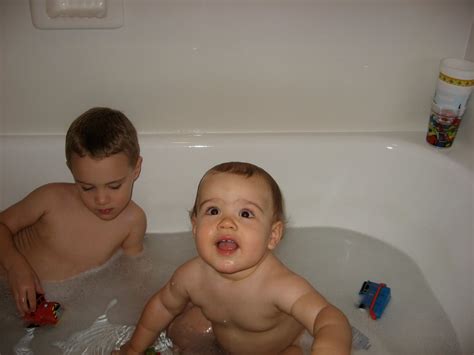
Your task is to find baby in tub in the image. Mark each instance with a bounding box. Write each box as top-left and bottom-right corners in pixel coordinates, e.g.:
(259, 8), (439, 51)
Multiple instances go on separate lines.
(114, 162), (351, 355)
(0, 107), (146, 316)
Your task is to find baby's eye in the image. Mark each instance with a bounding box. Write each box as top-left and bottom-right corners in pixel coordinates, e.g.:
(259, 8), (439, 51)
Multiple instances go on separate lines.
(239, 209), (255, 218)
(109, 184), (122, 190)
(205, 207), (220, 216)
(80, 185), (94, 192)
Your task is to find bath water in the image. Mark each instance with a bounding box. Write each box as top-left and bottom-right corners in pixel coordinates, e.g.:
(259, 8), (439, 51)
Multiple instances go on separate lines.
(0, 227), (460, 354)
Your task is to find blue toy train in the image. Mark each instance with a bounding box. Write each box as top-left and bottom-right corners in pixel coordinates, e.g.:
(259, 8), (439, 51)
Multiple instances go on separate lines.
(358, 281), (391, 319)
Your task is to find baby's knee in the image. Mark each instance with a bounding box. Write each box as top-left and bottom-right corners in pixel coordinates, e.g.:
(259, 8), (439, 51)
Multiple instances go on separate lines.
(280, 344), (304, 355)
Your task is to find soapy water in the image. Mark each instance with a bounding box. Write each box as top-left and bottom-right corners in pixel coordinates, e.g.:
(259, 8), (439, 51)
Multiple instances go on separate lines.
(13, 299), (173, 355)
(0, 234), (192, 355)
(53, 299), (173, 354)
(0, 228), (461, 354)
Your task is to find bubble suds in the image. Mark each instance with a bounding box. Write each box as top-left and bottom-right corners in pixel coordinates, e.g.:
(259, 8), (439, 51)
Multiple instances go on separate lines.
(0, 234), (187, 355)
(53, 299), (174, 355)
(13, 328), (36, 355)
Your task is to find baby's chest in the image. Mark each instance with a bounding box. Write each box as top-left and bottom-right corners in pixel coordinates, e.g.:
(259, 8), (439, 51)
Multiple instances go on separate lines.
(198, 293), (282, 332)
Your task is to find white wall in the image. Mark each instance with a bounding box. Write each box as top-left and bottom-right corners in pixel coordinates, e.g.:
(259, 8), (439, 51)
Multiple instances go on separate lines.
(462, 22), (474, 355)
(462, 22), (474, 162)
(0, 3), (5, 203)
(0, 0), (473, 134)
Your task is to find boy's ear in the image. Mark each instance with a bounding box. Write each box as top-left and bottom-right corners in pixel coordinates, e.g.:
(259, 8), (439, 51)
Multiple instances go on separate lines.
(267, 220), (284, 250)
(191, 215), (197, 239)
(133, 156), (143, 180)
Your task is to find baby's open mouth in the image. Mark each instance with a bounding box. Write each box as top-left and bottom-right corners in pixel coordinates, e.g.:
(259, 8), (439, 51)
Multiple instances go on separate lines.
(216, 239), (239, 252)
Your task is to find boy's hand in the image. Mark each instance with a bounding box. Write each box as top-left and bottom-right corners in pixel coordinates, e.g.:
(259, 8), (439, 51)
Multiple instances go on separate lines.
(7, 254), (44, 316)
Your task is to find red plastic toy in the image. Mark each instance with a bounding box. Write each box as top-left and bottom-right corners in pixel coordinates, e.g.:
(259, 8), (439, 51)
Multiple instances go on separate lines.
(23, 293), (62, 328)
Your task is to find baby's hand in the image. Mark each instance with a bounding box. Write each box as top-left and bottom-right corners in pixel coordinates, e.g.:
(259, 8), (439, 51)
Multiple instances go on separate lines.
(7, 255), (44, 316)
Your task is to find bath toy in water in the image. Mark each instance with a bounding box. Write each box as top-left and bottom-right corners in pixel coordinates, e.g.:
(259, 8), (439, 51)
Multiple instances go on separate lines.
(23, 293), (62, 328)
(358, 281), (391, 320)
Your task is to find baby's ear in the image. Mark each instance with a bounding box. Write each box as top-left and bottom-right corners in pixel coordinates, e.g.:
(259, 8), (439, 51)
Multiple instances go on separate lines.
(267, 221), (284, 250)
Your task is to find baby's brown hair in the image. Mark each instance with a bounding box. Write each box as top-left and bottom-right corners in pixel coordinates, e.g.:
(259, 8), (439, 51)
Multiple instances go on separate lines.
(191, 161), (286, 224)
(65, 107), (140, 166)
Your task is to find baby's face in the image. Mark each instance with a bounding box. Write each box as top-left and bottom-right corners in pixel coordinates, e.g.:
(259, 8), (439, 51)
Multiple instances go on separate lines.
(192, 172), (283, 277)
(69, 152), (141, 221)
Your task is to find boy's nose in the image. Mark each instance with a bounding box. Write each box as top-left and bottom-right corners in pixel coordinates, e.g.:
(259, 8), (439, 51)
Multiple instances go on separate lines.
(95, 190), (110, 205)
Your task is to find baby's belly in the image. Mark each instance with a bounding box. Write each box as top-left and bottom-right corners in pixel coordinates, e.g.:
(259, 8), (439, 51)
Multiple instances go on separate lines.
(213, 320), (304, 355)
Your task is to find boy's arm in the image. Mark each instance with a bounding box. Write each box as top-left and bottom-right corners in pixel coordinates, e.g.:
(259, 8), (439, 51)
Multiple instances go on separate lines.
(278, 277), (352, 355)
(115, 264), (192, 355)
(121, 205), (146, 256)
(0, 187), (49, 315)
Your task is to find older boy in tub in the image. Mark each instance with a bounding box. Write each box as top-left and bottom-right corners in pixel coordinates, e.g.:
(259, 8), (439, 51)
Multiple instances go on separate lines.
(115, 162), (351, 355)
(0, 107), (146, 316)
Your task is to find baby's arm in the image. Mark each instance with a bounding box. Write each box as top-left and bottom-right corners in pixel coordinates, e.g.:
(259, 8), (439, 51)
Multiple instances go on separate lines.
(121, 205), (147, 256)
(279, 277), (351, 355)
(293, 292), (351, 354)
(115, 264), (192, 355)
(0, 187), (48, 315)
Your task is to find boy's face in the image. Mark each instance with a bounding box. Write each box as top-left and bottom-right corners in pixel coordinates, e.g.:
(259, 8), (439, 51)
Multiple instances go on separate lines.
(69, 153), (142, 221)
(192, 172), (283, 277)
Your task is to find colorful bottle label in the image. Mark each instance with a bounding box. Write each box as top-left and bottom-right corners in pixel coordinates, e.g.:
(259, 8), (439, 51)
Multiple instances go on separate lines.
(426, 109), (461, 148)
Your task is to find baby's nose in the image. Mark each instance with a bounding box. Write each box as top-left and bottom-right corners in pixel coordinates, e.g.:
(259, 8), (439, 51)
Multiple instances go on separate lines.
(218, 216), (237, 229)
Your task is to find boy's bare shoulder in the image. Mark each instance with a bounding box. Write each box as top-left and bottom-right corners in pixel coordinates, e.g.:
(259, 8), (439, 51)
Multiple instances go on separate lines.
(3, 183), (76, 210)
(120, 200), (147, 233)
(126, 200), (146, 221)
(30, 182), (76, 197)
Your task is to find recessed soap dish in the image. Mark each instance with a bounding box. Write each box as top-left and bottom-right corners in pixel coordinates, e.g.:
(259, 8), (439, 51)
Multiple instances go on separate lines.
(29, 0), (124, 29)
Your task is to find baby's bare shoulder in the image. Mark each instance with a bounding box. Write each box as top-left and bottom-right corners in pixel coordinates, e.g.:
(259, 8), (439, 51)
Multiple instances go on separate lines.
(164, 257), (202, 296)
(173, 257), (202, 279)
(264, 262), (322, 311)
(273, 271), (314, 296)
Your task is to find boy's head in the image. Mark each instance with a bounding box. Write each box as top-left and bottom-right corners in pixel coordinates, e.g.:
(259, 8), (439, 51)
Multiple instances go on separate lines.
(191, 162), (285, 223)
(65, 107), (140, 167)
(65, 107), (142, 221)
(191, 162), (286, 275)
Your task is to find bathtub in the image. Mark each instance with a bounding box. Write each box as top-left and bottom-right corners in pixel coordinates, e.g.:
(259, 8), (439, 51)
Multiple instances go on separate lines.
(0, 132), (472, 354)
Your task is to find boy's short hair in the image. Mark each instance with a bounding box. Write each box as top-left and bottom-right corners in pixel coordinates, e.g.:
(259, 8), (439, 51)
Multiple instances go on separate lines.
(65, 107), (140, 166)
(191, 161), (286, 223)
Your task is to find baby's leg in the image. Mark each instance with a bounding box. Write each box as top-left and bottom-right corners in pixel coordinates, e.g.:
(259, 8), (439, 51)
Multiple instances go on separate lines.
(168, 304), (217, 353)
